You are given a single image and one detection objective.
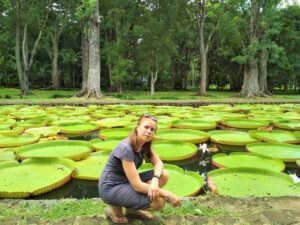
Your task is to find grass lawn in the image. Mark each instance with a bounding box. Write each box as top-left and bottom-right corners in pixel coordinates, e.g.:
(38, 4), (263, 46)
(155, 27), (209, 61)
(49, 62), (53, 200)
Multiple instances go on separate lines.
(0, 88), (299, 101)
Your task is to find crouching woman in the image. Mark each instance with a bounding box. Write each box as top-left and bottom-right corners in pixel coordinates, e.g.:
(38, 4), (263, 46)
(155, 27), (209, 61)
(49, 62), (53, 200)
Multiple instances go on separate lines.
(98, 114), (181, 223)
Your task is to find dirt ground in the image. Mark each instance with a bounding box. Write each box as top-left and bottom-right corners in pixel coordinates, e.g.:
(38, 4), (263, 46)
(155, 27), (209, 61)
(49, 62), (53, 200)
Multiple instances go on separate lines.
(0, 195), (300, 225)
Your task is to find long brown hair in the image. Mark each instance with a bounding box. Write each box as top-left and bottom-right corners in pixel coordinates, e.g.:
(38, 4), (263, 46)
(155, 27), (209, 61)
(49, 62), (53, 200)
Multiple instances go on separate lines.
(128, 114), (157, 159)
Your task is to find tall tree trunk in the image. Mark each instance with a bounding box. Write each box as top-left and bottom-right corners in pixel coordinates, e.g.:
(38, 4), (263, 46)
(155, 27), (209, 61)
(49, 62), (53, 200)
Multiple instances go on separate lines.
(15, 0), (27, 94)
(258, 38), (272, 96)
(150, 59), (159, 96)
(196, 0), (207, 96)
(85, 0), (101, 98)
(238, 0), (261, 97)
(75, 22), (89, 97)
(51, 34), (60, 90)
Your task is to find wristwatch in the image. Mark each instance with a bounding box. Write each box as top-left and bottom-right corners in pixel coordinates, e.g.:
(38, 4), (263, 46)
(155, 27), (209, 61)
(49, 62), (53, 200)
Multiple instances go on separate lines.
(153, 174), (161, 179)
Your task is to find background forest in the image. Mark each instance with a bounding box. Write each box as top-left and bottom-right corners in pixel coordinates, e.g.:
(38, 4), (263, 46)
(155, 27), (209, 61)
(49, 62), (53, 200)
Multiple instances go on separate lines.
(0, 0), (299, 98)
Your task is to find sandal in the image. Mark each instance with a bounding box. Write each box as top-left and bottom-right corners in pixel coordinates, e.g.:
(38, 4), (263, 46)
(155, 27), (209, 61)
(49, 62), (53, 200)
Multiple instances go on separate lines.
(125, 210), (153, 220)
(104, 207), (128, 224)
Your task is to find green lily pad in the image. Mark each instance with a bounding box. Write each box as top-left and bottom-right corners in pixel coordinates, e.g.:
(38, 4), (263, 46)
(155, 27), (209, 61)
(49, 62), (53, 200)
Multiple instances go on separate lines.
(0, 127), (24, 136)
(0, 134), (40, 148)
(154, 129), (209, 143)
(95, 118), (128, 128)
(249, 130), (300, 144)
(139, 163), (204, 197)
(0, 151), (17, 162)
(246, 142), (300, 162)
(152, 141), (198, 161)
(57, 122), (98, 134)
(99, 128), (132, 140)
(212, 153), (285, 172)
(221, 119), (269, 129)
(16, 140), (92, 161)
(91, 139), (121, 151)
(296, 160), (300, 167)
(209, 130), (258, 146)
(273, 120), (300, 130)
(172, 119), (217, 130)
(73, 151), (111, 180)
(25, 127), (60, 137)
(16, 119), (48, 129)
(207, 167), (300, 197)
(0, 158), (75, 198)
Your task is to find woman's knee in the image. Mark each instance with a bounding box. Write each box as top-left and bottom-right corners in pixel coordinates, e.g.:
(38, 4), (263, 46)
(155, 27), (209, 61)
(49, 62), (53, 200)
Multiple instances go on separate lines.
(159, 169), (169, 187)
(150, 197), (165, 211)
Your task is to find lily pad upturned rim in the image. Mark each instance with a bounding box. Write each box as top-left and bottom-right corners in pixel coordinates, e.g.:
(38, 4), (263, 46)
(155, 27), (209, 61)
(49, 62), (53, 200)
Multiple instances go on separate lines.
(209, 130), (258, 146)
(152, 140), (198, 161)
(154, 129), (209, 143)
(248, 130), (300, 144)
(0, 158), (75, 198)
(212, 152), (285, 172)
(246, 142), (300, 162)
(16, 140), (92, 161)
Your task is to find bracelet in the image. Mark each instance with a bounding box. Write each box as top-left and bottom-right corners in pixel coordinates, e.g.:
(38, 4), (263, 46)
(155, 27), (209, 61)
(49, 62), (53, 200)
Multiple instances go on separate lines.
(153, 174), (161, 179)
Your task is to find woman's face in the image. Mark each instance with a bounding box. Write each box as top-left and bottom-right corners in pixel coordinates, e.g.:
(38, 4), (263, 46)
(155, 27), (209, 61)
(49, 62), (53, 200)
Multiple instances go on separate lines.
(136, 118), (157, 143)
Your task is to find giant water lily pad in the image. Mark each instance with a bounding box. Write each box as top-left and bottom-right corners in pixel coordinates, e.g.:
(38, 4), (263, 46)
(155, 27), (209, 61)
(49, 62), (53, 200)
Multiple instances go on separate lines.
(212, 153), (285, 172)
(139, 163), (203, 197)
(172, 119), (216, 130)
(221, 119), (269, 129)
(0, 151), (16, 162)
(99, 128), (132, 140)
(152, 141), (198, 161)
(95, 118), (128, 128)
(73, 151), (111, 180)
(25, 127), (60, 137)
(16, 140), (92, 161)
(273, 120), (300, 130)
(16, 119), (48, 129)
(0, 127), (24, 136)
(0, 158), (75, 198)
(209, 130), (258, 146)
(246, 142), (300, 162)
(0, 134), (40, 147)
(91, 139), (121, 151)
(154, 129), (209, 143)
(207, 167), (300, 197)
(249, 130), (300, 144)
(57, 122), (98, 134)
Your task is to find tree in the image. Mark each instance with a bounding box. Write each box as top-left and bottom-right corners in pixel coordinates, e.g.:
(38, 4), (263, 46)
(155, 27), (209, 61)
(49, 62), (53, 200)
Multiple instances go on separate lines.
(135, 3), (175, 95)
(43, 1), (75, 90)
(76, 0), (102, 98)
(15, 0), (50, 95)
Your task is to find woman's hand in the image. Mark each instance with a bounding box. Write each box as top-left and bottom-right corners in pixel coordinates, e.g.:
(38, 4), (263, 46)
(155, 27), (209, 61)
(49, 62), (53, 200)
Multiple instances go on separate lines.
(166, 192), (181, 207)
(148, 178), (160, 200)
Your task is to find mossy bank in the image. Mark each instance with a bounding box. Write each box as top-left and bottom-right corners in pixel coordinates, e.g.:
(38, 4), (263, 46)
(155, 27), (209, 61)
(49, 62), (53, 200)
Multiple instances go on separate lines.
(0, 195), (300, 225)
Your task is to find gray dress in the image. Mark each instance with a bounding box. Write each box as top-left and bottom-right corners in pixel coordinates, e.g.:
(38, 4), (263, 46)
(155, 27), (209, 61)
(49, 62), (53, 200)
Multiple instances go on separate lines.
(98, 138), (154, 210)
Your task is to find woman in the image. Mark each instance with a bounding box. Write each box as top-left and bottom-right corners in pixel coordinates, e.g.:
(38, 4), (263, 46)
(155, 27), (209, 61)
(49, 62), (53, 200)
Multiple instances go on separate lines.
(98, 113), (181, 223)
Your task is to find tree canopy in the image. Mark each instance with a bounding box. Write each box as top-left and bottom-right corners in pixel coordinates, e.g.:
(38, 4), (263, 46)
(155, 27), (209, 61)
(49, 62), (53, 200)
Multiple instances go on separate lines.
(0, 0), (299, 97)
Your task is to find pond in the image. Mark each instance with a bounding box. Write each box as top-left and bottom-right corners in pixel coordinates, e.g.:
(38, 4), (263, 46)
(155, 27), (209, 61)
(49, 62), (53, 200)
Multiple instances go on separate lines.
(30, 130), (300, 199)
(0, 104), (300, 199)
